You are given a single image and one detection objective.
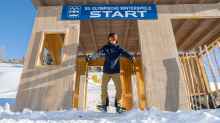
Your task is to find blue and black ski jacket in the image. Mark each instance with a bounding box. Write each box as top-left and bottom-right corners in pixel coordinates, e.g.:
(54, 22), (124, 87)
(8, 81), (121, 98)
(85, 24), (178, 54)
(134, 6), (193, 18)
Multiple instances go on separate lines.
(91, 42), (132, 74)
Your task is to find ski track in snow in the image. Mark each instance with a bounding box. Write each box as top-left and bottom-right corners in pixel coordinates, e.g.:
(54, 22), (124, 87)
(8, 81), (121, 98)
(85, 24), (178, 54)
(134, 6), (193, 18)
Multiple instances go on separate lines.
(1, 63), (220, 122)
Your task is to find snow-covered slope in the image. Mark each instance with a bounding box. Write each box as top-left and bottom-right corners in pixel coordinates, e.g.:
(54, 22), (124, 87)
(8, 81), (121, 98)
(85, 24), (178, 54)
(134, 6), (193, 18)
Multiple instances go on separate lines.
(1, 63), (220, 123)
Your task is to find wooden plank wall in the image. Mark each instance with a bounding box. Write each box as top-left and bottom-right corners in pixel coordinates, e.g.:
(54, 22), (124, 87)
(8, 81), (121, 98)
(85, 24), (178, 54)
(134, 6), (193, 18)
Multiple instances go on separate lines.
(137, 6), (190, 111)
(120, 58), (133, 111)
(13, 6), (80, 112)
(134, 57), (146, 110)
(180, 57), (210, 94)
(72, 60), (86, 109)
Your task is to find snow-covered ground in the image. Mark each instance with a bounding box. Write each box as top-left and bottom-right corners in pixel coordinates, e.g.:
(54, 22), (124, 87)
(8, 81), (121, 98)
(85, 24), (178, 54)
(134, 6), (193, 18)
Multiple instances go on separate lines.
(1, 63), (220, 123)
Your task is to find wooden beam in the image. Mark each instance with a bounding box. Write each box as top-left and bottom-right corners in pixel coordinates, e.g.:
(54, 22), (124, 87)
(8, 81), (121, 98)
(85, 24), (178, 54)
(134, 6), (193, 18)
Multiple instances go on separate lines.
(166, 4), (220, 19)
(174, 19), (188, 37)
(134, 41), (139, 56)
(84, 0), (98, 51)
(173, 0), (180, 4)
(83, 0), (87, 4)
(185, 53), (198, 110)
(123, 20), (130, 48)
(37, 0), (45, 6)
(79, 40), (86, 56)
(106, 0), (109, 4)
(123, 0), (133, 48)
(88, 20), (98, 51)
(131, 75), (138, 109)
(199, 46), (216, 108)
(78, 75), (86, 111)
(204, 45), (220, 103)
(106, 0), (110, 35)
(200, 33), (220, 51)
(59, 0), (66, 5)
(185, 19), (220, 52)
(196, 0), (205, 4)
(153, 0), (158, 4)
(177, 19), (206, 49)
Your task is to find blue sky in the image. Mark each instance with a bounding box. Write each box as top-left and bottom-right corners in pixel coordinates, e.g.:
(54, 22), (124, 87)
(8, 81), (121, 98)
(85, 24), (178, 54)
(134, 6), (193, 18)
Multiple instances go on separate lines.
(0, 0), (37, 60)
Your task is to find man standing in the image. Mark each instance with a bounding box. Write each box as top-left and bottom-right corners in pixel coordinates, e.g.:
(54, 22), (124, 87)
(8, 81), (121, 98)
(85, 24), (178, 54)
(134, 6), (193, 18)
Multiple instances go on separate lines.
(86, 33), (135, 112)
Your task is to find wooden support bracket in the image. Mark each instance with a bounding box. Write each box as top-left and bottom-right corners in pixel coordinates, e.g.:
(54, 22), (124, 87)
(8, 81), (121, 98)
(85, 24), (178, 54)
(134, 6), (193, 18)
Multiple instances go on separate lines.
(78, 75), (86, 111)
(131, 75), (138, 109)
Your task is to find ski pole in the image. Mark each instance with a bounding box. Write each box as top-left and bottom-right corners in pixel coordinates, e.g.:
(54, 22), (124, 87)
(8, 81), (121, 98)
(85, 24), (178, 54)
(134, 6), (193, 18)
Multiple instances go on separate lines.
(132, 62), (139, 109)
(81, 61), (88, 111)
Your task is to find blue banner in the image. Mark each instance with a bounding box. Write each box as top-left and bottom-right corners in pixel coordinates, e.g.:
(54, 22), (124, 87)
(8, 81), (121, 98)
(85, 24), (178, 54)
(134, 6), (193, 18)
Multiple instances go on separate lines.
(61, 4), (158, 20)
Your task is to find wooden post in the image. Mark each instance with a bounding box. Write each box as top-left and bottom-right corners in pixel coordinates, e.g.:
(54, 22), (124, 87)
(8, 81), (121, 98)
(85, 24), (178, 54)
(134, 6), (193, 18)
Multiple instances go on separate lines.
(193, 50), (209, 109)
(131, 75), (138, 109)
(182, 55), (195, 110)
(212, 43), (220, 77)
(189, 52), (202, 109)
(199, 46), (216, 109)
(78, 75), (86, 111)
(204, 45), (220, 103)
(137, 5), (189, 111)
(179, 56), (193, 110)
(185, 53), (198, 110)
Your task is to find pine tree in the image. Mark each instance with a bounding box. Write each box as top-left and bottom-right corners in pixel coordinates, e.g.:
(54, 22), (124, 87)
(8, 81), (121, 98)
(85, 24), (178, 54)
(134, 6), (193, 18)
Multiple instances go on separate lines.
(46, 53), (53, 65)
(21, 56), (25, 64)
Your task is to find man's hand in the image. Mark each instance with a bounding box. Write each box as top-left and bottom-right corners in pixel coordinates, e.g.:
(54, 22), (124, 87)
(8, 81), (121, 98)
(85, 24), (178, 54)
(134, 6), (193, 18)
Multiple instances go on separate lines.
(130, 56), (135, 64)
(86, 55), (93, 62)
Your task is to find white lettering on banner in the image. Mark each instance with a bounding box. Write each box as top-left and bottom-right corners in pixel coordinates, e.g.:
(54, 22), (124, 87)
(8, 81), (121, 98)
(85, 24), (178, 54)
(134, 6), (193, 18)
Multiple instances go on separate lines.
(85, 7), (91, 10)
(90, 11), (101, 17)
(120, 6), (151, 10)
(92, 7), (119, 10)
(102, 11), (112, 17)
(112, 11), (124, 17)
(137, 11), (147, 17)
(125, 11), (137, 17)
(90, 11), (148, 18)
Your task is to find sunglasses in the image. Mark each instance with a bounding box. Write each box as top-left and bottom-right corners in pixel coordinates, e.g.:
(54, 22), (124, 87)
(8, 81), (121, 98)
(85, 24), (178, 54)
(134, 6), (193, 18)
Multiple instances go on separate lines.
(109, 37), (117, 41)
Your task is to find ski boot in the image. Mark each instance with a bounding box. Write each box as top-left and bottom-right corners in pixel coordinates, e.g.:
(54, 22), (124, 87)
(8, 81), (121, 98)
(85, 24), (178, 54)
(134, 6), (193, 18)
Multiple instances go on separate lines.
(96, 105), (108, 112)
(116, 106), (126, 113)
(115, 99), (126, 113)
(96, 97), (109, 112)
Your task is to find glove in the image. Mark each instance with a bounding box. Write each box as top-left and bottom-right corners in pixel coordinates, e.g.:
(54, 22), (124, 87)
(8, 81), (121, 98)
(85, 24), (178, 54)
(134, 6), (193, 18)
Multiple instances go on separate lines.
(130, 56), (135, 64)
(86, 55), (93, 62)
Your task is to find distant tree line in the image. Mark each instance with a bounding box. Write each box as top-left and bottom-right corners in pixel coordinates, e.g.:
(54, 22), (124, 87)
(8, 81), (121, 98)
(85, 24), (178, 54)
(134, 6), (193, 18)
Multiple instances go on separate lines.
(1, 56), (26, 65)
(89, 67), (103, 72)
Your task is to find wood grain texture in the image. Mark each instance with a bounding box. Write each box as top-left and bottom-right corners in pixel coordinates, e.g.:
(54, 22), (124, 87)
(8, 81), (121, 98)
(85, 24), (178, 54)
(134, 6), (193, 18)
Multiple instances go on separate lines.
(131, 75), (138, 109)
(13, 6), (80, 112)
(166, 4), (220, 19)
(189, 52), (202, 108)
(185, 19), (220, 51)
(199, 46), (217, 109)
(204, 45), (220, 103)
(78, 75), (86, 110)
(181, 56), (195, 110)
(193, 50), (209, 109)
(177, 19), (206, 49)
(137, 6), (189, 111)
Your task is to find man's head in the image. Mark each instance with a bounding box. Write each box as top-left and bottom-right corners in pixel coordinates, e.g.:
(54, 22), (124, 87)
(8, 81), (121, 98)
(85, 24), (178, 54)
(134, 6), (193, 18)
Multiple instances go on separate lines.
(108, 33), (117, 44)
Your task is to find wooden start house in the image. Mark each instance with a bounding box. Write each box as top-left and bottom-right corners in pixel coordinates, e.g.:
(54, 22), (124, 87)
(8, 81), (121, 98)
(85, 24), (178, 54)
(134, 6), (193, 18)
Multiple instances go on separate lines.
(13, 0), (220, 112)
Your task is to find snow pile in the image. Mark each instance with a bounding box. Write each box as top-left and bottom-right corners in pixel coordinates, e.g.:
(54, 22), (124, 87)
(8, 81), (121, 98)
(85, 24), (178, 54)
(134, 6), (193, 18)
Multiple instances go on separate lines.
(1, 63), (220, 122)
(0, 105), (220, 123)
(210, 82), (220, 92)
